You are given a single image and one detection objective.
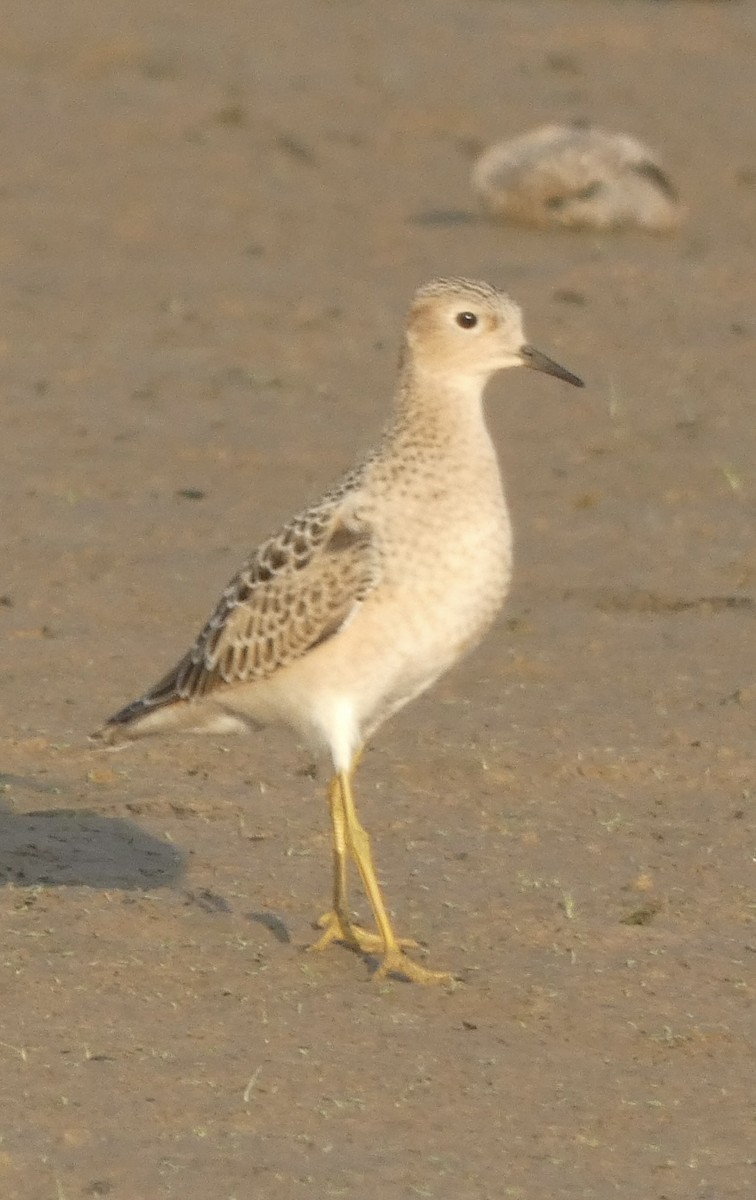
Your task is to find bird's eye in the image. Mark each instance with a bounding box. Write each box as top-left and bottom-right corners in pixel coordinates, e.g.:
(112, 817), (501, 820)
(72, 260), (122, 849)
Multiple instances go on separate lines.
(456, 311), (478, 329)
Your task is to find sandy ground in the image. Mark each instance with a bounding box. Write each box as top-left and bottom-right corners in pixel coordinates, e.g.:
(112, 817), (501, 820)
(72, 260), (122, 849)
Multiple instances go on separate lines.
(1, 2), (755, 1197)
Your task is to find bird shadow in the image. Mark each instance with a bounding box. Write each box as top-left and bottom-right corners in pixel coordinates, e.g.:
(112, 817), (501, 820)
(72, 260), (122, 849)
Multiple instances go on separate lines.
(0, 775), (185, 890)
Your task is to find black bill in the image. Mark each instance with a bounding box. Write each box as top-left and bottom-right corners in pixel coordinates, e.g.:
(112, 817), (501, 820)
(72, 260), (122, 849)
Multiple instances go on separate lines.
(520, 344), (584, 388)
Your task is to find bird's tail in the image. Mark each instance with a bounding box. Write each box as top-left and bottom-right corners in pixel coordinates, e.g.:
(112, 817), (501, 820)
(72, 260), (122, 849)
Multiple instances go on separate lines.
(90, 694), (189, 746)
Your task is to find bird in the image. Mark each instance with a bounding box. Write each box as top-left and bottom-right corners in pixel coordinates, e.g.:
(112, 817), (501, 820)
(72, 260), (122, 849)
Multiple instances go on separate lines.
(92, 278), (584, 984)
(472, 123), (685, 233)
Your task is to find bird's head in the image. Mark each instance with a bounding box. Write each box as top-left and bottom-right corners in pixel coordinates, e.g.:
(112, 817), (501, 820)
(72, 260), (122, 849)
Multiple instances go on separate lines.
(404, 277), (584, 389)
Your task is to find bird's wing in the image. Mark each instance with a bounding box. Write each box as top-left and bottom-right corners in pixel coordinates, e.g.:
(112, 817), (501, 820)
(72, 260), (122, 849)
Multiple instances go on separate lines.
(630, 159), (679, 201)
(108, 479), (379, 725)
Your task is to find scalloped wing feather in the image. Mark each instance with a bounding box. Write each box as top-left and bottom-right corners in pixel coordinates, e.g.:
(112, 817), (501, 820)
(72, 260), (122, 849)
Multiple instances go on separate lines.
(101, 485), (378, 731)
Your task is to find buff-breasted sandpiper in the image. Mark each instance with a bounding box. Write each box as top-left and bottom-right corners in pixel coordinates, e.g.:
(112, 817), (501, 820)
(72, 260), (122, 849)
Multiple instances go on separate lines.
(93, 278), (584, 983)
(473, 124), (684, 233)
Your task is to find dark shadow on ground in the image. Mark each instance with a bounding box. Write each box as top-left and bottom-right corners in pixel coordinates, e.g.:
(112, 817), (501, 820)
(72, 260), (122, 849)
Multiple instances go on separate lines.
(247, 909), (292, 943)
(0, 795), (186, 889)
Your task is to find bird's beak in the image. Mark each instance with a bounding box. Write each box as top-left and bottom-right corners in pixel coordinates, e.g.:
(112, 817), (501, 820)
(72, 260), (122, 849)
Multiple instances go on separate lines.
(520, 344), (584, 388)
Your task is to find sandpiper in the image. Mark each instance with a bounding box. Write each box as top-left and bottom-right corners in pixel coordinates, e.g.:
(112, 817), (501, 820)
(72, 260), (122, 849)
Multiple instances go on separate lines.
(473, 124), (684, 233)
(93, 278), (583, 983)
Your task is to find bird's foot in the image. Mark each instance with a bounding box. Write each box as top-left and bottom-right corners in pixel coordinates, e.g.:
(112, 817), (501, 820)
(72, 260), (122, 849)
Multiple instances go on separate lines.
(310, 913), (451, 983)
(373, 947), (454, 986)
(310, 911), (418, 956)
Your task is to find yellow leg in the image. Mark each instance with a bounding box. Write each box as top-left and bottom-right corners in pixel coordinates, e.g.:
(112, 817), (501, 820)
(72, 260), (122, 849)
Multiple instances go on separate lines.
(311, 772), (417, 955)
(322, 774), (351, 930)
(339, 768), (451, 985)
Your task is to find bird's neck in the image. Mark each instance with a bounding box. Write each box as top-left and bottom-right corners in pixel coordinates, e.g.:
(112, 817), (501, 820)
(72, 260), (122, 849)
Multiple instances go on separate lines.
(385, 358), (492, 453)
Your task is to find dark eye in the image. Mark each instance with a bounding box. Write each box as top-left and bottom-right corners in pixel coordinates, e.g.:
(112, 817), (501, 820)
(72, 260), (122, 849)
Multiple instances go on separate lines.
(456, 311), (478, 329)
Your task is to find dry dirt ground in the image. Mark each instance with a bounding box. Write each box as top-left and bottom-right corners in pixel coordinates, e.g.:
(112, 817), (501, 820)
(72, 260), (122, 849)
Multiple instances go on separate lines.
(1, 2), (754, 1198)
